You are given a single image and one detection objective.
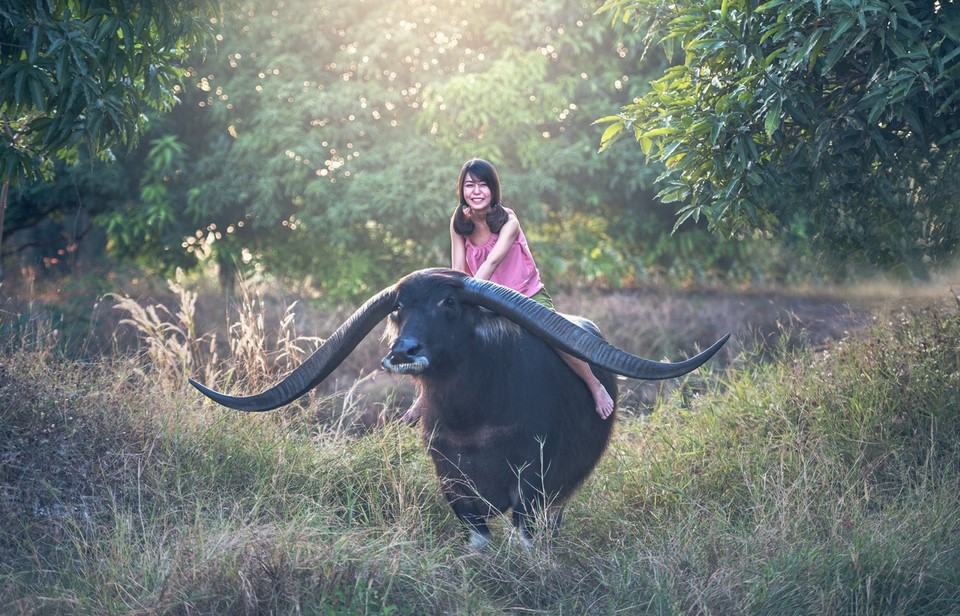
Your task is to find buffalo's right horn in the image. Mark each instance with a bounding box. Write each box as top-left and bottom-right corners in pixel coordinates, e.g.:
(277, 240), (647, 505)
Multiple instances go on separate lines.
(189, 286), (399, 412)
(460, 277), (729, 380)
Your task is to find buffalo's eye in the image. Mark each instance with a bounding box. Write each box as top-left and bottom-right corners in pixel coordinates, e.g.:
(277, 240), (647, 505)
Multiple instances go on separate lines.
(441, 297), (456, 309)
(390, 303), (402, 320)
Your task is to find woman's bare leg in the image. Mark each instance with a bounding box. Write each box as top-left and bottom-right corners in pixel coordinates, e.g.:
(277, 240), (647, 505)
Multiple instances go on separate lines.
(557, 351), (615, 419)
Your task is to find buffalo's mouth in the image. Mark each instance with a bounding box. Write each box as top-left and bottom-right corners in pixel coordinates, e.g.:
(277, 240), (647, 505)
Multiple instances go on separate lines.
(381, 355), (430, 375)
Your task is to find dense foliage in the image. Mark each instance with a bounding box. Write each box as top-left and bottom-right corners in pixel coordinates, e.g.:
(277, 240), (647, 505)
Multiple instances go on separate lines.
(6, 0), (812, 300)
(598, 0), (960, 277)
(4, 1), (643, 292)
(0, 0), (223, 274)
(0, 0), (222, 184)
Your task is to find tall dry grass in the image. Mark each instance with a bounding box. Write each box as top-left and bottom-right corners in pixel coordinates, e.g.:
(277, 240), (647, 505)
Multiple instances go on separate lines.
(110, 269), (323, 390)
(2, 279), (959, 614)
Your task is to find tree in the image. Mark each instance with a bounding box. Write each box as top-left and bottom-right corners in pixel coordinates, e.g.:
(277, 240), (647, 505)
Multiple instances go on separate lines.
(597, 0), (960, 276)
(0, 0), (223, 274)
(15, 0), (662, 298)
(12, 0), (802, 297)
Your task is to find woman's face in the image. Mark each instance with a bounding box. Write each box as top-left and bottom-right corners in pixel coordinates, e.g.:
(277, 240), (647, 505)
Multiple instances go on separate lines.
(461, 172), (492, 213)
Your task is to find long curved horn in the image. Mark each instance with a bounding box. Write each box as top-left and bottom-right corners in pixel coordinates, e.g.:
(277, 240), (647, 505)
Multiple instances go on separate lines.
(189, 286), (398, 412)
(460, 277), (729, 380)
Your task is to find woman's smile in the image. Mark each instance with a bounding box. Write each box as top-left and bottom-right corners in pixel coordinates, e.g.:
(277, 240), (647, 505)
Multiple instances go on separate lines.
(462, 172), (493, 210)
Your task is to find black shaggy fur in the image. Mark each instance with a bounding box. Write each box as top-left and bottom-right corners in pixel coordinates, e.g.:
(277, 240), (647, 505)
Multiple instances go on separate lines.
(383, 272), (616, 544)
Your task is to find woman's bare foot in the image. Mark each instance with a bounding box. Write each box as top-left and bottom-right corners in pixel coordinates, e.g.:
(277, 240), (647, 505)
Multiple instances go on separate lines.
(590, 382), (615, 420)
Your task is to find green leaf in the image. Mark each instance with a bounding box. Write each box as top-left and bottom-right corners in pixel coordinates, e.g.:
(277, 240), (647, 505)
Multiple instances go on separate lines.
(672, 203), (701, 229)
(762, 46), (787, 68)
(642, 127), (677, 139)
(0, 63), (21, 87)
(755, 0), (787, 13)
(764, 98), (782, 138)
(829, 14), (856, 44)
(710, 121), (724, 146)
(807, 30), (828, 71)
(599, 121), (624, 152)
(593, 115), (623, 125)
(28, 72), (48, 110)
(939, 128), (960, 144)
(821, 34), (850, 74)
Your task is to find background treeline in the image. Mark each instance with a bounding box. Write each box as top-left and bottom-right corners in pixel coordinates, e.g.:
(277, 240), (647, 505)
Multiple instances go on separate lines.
(5, 0), (819, 304)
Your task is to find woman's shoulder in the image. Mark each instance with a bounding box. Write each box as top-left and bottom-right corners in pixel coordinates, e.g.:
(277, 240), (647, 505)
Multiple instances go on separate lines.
(501, 208), (520, 225)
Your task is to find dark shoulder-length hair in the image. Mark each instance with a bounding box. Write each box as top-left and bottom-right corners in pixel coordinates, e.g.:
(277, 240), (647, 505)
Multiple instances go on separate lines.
(452, 158), (509, 236)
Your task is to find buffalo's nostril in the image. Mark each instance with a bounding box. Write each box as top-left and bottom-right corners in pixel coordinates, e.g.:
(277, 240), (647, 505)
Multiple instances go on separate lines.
(392, 336), (423, 360)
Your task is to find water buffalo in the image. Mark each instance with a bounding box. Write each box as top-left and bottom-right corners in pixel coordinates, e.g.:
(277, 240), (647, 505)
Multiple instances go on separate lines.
(190, 268), (729, 546)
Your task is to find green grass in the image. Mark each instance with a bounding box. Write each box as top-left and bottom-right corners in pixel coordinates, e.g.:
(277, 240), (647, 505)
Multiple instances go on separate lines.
(2, 296), (959, 614)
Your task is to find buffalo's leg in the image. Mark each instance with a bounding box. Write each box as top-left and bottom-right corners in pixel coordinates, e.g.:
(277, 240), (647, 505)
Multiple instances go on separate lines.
(444, 486), (497, 548)
(511, 508), (536, 547)
(467, 524), (493, 548)
(510, 480), (551, 546)
(511, 488), (565, 545)
(454, 510), (493, 548)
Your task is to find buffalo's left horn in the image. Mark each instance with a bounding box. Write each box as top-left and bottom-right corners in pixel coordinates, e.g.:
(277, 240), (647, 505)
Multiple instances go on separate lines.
(460, 277), (729, 380)
(189, 286), (399, 412)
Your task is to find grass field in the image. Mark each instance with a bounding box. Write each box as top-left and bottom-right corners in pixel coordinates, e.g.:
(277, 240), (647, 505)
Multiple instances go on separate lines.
(1, 281), (959, 614)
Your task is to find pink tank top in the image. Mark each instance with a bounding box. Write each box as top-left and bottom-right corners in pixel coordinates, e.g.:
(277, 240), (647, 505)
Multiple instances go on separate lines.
(464, 209), (544, 297)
